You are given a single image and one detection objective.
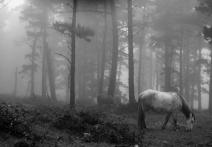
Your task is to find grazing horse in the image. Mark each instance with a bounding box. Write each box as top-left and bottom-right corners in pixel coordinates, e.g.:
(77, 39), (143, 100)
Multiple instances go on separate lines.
(138, 89), (195, 131)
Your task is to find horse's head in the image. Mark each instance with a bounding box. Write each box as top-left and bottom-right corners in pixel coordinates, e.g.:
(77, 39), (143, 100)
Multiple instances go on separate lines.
(186, 112), (195, 131)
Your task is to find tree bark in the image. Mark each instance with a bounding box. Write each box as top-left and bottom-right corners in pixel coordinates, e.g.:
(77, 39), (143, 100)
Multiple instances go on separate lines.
(14, 67), (18, 96)
(179, 31), (183, 96)
(116, 60), (122, 94)
(42, 7), (56, 100)
(127, 0), (135, 104)
(66, 73), (70, 103)
(46, 45), (57, 100)
(138, 4), (147, 94)
(198, 46), (202, 111)
(78, 59), (86, 99)
(97, 0), (107, 104)
(190, 83), (194, 109)
(42, 37), (47, 97)
(31, 37), (38, 97)
(184, 44), (190, 104)
(138, 42), (143, 93)
(164, 44), (172, 91)
(150, 50), (153, 88)
(107, 0), (119, 97)
(70, 0), (77, 107)
(41, 7), (48, 98)
(156, 63), (160, 90)
(209, 45), (212, 113)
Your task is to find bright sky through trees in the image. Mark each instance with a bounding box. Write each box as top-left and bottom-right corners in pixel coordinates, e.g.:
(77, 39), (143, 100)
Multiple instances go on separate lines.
(6, 0), (25, 10)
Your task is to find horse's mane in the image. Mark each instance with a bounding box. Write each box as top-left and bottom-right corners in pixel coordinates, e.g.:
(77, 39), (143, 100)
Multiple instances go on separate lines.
(178, 94), (191, 118)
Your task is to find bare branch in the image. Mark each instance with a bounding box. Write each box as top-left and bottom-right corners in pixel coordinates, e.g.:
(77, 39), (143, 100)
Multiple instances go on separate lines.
(55, 52), (71, 65)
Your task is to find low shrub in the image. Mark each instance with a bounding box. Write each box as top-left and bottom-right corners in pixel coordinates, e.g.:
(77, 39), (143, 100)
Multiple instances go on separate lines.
(53, 109), (138, 145)
(0, 103), (31, 138)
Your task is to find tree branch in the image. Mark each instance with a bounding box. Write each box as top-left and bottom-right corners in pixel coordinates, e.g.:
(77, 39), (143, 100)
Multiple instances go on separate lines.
(56, 52), (71, 65)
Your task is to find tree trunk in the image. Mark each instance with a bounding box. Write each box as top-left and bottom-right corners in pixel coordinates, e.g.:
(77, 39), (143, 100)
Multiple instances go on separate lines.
(138, 4), (146, 94)
(107, 0), (119, 97)
(190, 83), (194, 109)
(164, 44), (172, 91)
(66, 73), (70, 103)
(42, 41), (47, 97)
(116, 59), (122, 94)
(97, 34), (101, 91)
(78, 59), (86, 99)
(179, 31), (183, 96)
(42, 7), (56, 101)
(46, 46), (57, 100)
(150, 50), (153, 88)
(31, 37), (38, 97)
(82, 67), (86, 99)
(41, 7), (48, 98)
(184, 44), (190, 104)
(156, 63), (160, 90)
(138, 42), (143, 94)
(70, 0), (77, 107)
(97, 1), (107, 104)
(209, 45), (212, 113)
(198, 47), (202, 111)
(127, 0), (135, 104)
(14, 67), (18, 96)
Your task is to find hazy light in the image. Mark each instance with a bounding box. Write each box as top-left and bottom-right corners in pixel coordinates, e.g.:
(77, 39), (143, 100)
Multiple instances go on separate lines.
(7, 0), (25, 10)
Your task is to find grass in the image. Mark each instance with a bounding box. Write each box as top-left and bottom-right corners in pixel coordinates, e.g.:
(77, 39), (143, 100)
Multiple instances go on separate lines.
(0, 95), (211, 146)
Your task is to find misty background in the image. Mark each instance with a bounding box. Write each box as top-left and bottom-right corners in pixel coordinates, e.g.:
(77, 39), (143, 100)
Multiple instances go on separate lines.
(0, 0), (210, 110)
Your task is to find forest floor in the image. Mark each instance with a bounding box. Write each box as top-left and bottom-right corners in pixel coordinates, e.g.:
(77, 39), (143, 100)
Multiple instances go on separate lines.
(0, 95), (211, 147)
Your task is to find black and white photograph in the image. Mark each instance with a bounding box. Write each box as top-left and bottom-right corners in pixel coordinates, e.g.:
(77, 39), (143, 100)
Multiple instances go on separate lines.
(0, 0), (211, 146)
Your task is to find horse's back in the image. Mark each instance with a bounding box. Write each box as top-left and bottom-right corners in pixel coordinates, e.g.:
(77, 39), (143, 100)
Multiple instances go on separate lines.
(138, 89), (182, 112)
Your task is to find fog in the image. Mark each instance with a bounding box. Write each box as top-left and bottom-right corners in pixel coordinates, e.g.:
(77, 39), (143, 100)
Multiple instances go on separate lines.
(1, 0), (212, 146)
(0, 0), (210, 110)
(0, 4), (27, 95)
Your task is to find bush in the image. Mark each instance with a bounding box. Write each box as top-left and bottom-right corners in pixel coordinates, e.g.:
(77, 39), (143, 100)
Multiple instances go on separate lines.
(115, 103), (138, 114)
(53, 109), (138, 145)
(0, 103), (31, 138)
(89, 121), (137, 145)
(53, 110), (102, 135)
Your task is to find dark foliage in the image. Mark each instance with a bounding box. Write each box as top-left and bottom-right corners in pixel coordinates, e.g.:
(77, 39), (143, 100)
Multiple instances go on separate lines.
(88, 121), (137, 145)
(115, 103), (138, 114)
(97, 94), (114, 105)
(0, 103), (31, 138)
(202, 25), (212, 44)
(0, 97), (140, 146)
(53, 110), (103, 135)
(196, 0), (212, 44)
(14, 141), (30, 147)
(53, 22), (95, 42)
(53, 110), (138, 145)
(196, 0), (212, 15)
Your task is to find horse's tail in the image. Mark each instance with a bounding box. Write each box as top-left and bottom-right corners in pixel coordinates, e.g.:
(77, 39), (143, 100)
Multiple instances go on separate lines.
(138, 96), (145, 130)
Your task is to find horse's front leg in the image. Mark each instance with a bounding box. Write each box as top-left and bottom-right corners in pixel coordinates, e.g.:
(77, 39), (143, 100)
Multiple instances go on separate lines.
(161, 112), (172, 130)
(172, 112), (178, 130)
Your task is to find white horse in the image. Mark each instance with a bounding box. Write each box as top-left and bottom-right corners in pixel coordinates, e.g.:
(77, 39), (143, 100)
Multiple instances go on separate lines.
(138, 89), (195, 131)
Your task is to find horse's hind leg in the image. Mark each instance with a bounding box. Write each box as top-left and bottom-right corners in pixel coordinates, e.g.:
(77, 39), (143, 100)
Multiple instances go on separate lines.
(138, 112), (146, 130)
(142, 113), (147, 129)
(172, 112), (178, 130)
(161, 112), (172, 130)
(138, 103), (147, 130)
